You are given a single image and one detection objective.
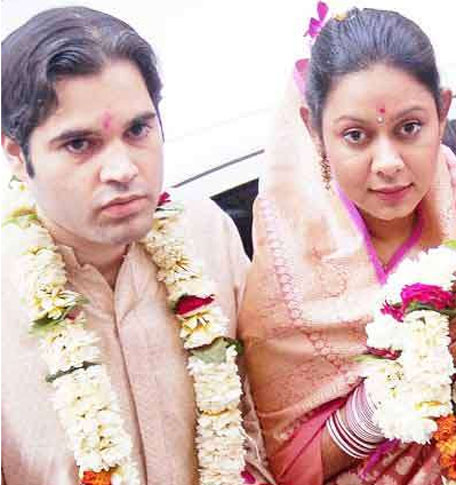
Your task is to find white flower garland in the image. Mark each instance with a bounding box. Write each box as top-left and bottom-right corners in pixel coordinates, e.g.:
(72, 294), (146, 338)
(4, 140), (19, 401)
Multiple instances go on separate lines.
(5, 184), (245, 485)
(361, 244), (456, 483)
(362, 246), (456, 444)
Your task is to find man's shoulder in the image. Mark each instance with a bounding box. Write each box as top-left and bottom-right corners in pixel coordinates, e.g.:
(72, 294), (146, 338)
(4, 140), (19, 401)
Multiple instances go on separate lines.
(174, 193), (233, 237)
(178, 195), (226, 221)
(171, 191), (248, 270)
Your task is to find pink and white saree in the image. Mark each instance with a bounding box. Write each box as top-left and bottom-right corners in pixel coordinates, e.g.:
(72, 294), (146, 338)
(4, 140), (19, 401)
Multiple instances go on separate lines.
(238, 60), (456, 484)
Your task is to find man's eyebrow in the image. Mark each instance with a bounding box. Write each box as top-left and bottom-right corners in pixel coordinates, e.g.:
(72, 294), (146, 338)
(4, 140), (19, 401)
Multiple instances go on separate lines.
(126, 111), (157, 127)
(49, 129), (96, 146)
(49, 111), (157, 146)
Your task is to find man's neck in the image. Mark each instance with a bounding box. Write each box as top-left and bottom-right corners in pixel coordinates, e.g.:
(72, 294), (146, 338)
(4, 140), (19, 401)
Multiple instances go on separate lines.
(39, 212), (127, 289)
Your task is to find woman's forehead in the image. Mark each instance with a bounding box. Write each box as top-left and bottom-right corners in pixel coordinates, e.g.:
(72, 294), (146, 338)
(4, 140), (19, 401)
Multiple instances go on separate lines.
(323, 64), (436, 119)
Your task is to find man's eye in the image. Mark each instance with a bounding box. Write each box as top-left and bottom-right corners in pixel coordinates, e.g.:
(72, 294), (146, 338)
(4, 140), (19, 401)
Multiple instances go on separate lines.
(64, 138), (90, 153)
(399, 121), (422, 137)
(127, 122), (151, 139)
(343, 129), (367, 144)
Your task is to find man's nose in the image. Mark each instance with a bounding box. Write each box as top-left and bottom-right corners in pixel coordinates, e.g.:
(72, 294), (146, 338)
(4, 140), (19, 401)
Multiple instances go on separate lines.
(99, 142), (139, 184)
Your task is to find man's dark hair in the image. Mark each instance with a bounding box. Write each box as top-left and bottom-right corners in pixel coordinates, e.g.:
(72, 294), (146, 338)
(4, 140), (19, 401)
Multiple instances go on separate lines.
(2, 6), (163, 176)
(306, 8), (441, 135)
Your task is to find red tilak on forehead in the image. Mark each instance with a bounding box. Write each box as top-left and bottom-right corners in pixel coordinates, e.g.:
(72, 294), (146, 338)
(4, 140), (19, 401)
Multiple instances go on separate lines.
(101, 112), (113, 131)
(376, 104), (386, 123)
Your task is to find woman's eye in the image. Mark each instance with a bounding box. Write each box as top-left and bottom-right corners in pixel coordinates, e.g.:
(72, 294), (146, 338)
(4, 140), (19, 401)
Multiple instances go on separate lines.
(64, 138), (91, 154)
(127, 122), (151, 139)
(399, 121), (422, 137)
(343, 129), (367, 144)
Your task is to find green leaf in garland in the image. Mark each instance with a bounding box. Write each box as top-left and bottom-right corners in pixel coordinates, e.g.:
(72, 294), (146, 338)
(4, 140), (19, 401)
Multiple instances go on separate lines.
(8, 174), (22, 188)
(3, 211), (38, 229)
(30, 314), (65, 335)
(225, 337), (244, 357)
(405, 301), (435, 313)
(443, 240), (456, 250)
(191, 337), (244, 363)
(191, 337), (228, 364)
(29, 296), (89, 335)
(45, 361), (100, 383)
(353, 354), (386, 364)
(404, 302), (456, 318)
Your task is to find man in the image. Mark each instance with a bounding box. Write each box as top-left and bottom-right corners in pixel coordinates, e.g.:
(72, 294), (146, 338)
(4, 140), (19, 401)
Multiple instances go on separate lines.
(1, 7), (273, 485)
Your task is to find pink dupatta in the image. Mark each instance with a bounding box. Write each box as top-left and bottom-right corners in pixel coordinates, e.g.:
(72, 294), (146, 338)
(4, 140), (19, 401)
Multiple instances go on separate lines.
(238, 60), (456, 484)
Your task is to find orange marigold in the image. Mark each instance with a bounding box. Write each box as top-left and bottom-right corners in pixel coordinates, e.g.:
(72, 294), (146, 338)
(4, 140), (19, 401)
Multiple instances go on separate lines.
(446, 464), (456, 480)
(440, 451), (456, 469)
(80, 469), (113, 485)
(434, 415), (456, 442)
(437, 435), (456, 457)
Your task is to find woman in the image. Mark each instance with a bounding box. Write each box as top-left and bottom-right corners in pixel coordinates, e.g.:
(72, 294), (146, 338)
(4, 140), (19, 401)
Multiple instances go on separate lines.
(239, 7), (456, 485)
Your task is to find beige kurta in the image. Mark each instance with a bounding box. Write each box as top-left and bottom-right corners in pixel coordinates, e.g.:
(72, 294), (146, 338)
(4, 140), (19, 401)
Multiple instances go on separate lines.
(2, 197), (272, 485)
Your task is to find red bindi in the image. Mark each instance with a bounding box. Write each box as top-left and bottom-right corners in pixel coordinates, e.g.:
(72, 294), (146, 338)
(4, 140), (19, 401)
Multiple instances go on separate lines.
(101, 113), (112, 131)
(376, 104), (386, 123)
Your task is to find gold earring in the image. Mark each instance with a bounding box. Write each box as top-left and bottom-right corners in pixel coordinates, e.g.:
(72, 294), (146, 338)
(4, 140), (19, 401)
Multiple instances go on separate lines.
(320, 155), (331, 190)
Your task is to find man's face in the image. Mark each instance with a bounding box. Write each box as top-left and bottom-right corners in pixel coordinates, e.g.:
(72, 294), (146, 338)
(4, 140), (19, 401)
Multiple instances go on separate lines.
(24, 60), (163, 247)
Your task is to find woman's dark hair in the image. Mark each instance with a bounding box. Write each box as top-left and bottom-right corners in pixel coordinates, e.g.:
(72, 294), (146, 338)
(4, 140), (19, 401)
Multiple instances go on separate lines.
(306, 8), (441, 135)
(443, 119), (456, 155)
(2, 6), (163, 176)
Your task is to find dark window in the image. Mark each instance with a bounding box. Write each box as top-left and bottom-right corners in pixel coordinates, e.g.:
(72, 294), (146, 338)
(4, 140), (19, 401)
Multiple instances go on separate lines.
(212, 179), (258, 259)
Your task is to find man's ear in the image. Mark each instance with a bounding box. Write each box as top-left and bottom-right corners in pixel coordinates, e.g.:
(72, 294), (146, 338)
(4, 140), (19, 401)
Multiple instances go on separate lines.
(2, 134), (29, 181)
(439, 89), (453, 139)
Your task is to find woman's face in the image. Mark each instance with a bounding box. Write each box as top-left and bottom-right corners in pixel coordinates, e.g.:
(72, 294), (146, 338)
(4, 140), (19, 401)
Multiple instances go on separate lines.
(320, 63), (450, 221)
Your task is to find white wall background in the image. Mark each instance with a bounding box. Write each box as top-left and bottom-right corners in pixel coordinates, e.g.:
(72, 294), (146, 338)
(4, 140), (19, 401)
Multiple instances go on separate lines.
(2, 0), (456, 194)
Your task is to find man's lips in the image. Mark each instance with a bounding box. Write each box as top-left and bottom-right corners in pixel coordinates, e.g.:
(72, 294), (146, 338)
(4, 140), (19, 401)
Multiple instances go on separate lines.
(101, 194), (145, 210)
(99, 195), (148, 218)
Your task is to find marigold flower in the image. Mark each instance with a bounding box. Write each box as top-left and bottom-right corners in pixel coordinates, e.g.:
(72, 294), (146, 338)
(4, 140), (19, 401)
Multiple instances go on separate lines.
(447, 464), (456, 480)
(437, 434), (456, 457)
(435, 415), (456, 442)
(80, 469), (112, 485)
(440, 451), (456, 469)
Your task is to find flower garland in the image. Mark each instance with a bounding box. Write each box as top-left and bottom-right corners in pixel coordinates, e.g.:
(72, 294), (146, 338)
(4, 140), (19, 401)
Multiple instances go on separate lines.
(4, 183), (246, 485)
(361, 243), (456, 482)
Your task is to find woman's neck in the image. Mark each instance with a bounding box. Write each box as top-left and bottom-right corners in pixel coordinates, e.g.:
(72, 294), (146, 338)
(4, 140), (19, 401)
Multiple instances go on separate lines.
(361, 210), (417, 266)
(362, 211), (416, 243)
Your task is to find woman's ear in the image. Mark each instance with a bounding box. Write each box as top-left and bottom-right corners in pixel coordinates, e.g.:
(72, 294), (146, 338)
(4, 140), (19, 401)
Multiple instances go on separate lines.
(2, 134), (29, 181)
(439, 88), (453, 139)
(299, 105), (325, 157)
(299, 106), (312, 130)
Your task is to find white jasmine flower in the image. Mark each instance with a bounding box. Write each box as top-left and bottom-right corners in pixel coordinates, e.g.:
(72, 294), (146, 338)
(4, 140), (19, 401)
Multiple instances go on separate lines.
(366, 311), (404, 350)
(180, 306), (229, 349)
(188, 347), (242, 414)
(39, 320), (99, 374)
(168, 277), (215, 305)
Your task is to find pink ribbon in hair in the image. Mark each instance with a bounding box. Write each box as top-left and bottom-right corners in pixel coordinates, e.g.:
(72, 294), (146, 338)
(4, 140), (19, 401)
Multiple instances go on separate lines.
(305, 1), (329, 39)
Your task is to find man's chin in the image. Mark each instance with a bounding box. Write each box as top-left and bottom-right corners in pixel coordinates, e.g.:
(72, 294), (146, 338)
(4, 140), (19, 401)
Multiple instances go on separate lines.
(99, 215), (155, 246)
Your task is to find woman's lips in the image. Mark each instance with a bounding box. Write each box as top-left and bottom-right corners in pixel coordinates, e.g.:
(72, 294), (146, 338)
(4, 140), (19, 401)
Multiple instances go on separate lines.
(371, 184), (413, 202)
